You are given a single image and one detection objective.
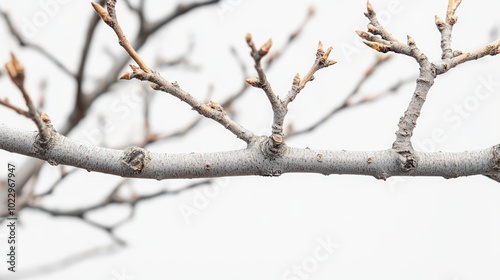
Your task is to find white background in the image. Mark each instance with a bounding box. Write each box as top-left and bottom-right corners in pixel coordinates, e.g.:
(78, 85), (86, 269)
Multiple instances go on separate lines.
(1, 0), (500, 279)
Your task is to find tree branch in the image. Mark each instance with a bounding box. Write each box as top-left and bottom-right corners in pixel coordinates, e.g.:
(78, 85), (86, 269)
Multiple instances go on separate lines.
(92, 0), (254, 143)
(2, 53), (57, 153)
(245, 35), (336, 154)
(357, 0), (500, 172)
(1, 124), (499, 180)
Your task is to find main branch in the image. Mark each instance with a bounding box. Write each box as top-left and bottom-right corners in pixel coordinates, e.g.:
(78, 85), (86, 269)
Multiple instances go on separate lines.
(1, 124), (499, 180)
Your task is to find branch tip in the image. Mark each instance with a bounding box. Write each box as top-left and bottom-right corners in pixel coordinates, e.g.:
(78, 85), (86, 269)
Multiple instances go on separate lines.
(40, 112), (50, 123)
(356, 30), (369, 39)
(367, 24), (377, 34)
(324, 46), (332, 58)
(258, 38), (273, 57)
(317, 41), (324, 52)
(245, 77), (261, 88)
(446, 0), (462, 25)
(366, 0), (374, 15)
(245, 33), (252, 44)
(435, 15), (445, 29)
(119, 72), (132, 80)
(5, 52), (25, 88)
(363, 41), (389, 53)
(407, 35), (415, 46)
(91, 2), (110, 22)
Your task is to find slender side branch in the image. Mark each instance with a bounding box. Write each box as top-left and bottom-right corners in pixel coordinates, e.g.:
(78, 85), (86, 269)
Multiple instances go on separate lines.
(357, 1), (500, 172)
(122, 66), (254, 142)
(2, 53), (57, 154)
(434, 39), (500, 74)
(91, 1), (253, 143)
(91, 1), (151, 73)
(24, 179), (212, 244)
(358, 2), (433, 162)
(245, 34), (335, 155)
(223, 6), (315, 110)
(435, 0), (462, 59)
(245, 34), (281, 115)
(245, 34), (288, 149)
(0, 98), (31, 118)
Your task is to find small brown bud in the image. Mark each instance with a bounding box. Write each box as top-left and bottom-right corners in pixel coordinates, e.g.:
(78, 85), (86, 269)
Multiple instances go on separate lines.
(435, 15), (445, 30)
(208, 100), (223, 112)
(407, 35), (416, 46)
(363, 41), (389, 53)
(293, 73), (300, 87)
(245, 33), (252, 44)
(91, 2), (110, 22)
(356, 30), (370, 40)
(367, 24), (377, 34)
(323, 46), (332, 58)
(119, 72), (132, 80)
(317, 41), (324, 52)
(246, 77), (261, 87)
(271, 134), (283, 144)
(5, 52), (25, 88)
(258, 39), (272, 56)
(40, 112), (50, 123)
(326, 59), (337, 67)
(366, 1), (374, 14)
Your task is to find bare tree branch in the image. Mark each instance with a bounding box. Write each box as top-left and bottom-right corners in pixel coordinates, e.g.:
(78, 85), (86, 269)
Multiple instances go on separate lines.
(245, 35), (336, 154)
(1, 124), (499, 180)
(357, 0), (500, 172)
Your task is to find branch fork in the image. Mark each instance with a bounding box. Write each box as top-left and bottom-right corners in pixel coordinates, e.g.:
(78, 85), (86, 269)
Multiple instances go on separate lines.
(91, 0), (254, 144)
(357, 0), (500, 174)
(1, 0), (500, 184)
(245, 35), (336, 157)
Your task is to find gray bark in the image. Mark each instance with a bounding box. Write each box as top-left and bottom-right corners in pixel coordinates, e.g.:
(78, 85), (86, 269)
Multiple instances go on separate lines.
(1, 124), (498, 180)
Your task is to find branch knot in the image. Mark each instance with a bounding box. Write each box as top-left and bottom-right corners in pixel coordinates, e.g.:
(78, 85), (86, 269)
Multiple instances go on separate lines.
(121, 147), (151, 174)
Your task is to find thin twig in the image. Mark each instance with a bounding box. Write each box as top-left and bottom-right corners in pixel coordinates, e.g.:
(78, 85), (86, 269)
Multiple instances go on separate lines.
(27, 179), (212, 245)
(92, 1), (254, 143)
(3, 53), (55, 143)
(91, 1), (151, 73)
(223, 6), (316, 110)
(245, 34), (279, 112)
(283, 41), (336, 106)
